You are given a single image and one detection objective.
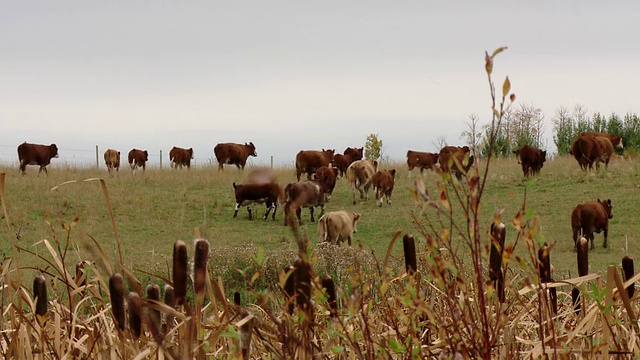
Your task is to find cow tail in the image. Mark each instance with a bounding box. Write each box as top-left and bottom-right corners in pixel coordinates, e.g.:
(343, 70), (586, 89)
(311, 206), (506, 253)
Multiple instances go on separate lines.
(318, 216), (328, 243)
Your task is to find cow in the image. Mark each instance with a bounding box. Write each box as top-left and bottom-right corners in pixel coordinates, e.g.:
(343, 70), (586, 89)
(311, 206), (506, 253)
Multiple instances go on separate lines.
(344, 147), (364, 161)
(315, 166), (338, 202)
(17, 142), (59, 175)
(438, 145), (475, 180)
(103, 149), (121, 173)
(580, 132), (623, 148)
(512, 145), (546, 177)
(169, 146), (194, 169)
(232, 182), (283, 221)
(332, 154), (353, 178)
(571, 135), (614, 170)
(128, 148), (149, 171)
(317, 211), (361, 246)
(214, 142), (257, 171)
(406, 150), (439, 174)
(283, 175), (330, 226)
(295, 149), (335, 181)
(346, 159), (378, 205)
(571, 199), (613, 250)
(372, 169), (396, 206)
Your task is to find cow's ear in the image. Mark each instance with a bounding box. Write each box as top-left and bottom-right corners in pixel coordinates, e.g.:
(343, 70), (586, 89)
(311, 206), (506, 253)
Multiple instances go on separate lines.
(391, 169), (396, 177)
(233, 182), (237, 189)
(607, 199), (611, 205)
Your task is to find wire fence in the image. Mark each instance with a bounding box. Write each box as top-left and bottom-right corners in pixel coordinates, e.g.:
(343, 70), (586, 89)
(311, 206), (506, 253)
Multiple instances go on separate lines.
(0, 144), (280, 169)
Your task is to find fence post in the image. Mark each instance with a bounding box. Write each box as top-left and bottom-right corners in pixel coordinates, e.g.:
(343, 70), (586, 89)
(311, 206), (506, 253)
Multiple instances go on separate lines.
(96, 145), (99, 168)
(160, 150), (163, 169)
(271, 156), (273, 169)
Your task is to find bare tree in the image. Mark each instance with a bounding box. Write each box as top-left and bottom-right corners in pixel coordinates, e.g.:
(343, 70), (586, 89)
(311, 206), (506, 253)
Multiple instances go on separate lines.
(460, 113), (483, 154)
(432, 135), (447, 150)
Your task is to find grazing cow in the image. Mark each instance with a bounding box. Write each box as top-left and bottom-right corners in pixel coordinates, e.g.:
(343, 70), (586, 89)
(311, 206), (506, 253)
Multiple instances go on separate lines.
(438, 145), (475, 180)
(103, 149), (121, 173)
(571, 199), (613, 250)
(406, 150), (439, 174)
(317, 211), (361, 246)
(346, 159), (378, 204)
(315, 166), (338, 202)
(128, 148), (149, 171)
(17, 142), (59, 175)
(344, 147), (364, 161)
(283, 175), (330, 226)
(232, 182), (283, 221)
(513, 145), (546, 177)
(571, 135), (614, 170)
(214, 142), (257, 171)
(372, 169), (396, 206)
(295, 149), (335, 181)
(581, 132), (623, 148)
(169, 146), (194, 169)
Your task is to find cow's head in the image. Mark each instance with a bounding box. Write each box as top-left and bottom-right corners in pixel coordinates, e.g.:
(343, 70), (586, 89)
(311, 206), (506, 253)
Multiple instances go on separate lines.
(613, 136), (624, 149)
(143, 150), (149, 161)
(541, 151), (547, 163)
(598, 199), (613, 219)
(389, 169), (396, 178)
(246, 142), (257, 157)
(50, 144), (59, 158)
(189, 148), (194, 159)
(352, 213), (361, 232)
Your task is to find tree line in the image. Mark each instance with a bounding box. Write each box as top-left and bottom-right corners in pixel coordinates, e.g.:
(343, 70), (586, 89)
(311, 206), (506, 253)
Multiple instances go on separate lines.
(461, 104), (640, 157)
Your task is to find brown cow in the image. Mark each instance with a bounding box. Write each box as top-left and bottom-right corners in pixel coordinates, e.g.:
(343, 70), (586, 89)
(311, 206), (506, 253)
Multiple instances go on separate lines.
(283, 175), (330, 226)
(571, 199), (613, 250)
(406, 150), (439, 174)
(372, 169), (396, 206)
(571, 135), (614, 170)
(512, 145), (546, 177)
(581, 132), (623, 148)
(346, 159), (378, 204)
(332, 154), (353, 178)
(232, 182), (283, 221)
(315, 166), (338, 202)
(128, 148), (149, 171)
(438, 145), (474, 180)
(317, 211), (361, 246)
(103, 149), (121, 173)
(344, 147), (364, 161)
(169, 146), (194, 169)
(214, 142), (257, 171)
(17, 142), (59, 175)
(295, 149), (335, 181)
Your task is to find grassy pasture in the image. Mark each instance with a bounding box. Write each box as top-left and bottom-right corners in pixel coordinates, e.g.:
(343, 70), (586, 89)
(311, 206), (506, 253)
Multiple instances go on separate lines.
(1, 154), (639, 288)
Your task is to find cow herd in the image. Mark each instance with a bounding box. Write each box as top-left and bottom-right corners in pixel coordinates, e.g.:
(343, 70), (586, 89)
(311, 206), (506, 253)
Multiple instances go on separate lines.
(15, 132), (623, 250)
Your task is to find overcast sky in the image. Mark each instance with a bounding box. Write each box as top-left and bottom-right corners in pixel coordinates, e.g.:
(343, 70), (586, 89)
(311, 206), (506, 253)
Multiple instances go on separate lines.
(2, 1), (639, 167)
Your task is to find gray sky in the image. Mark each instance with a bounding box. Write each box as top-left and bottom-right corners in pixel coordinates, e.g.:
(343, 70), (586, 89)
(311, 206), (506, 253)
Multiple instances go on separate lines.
(2, 1), (639, 167)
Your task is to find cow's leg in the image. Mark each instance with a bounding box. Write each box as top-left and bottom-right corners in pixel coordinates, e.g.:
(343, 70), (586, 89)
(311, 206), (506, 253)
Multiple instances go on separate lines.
(588, 233), (595, 250)
(309, 207), (315, 222)
(247, 206), (253, 220)
(603, 227), (608, 248)
(351, 186), (358, 205)
(233, 203), (241, 218)
(347, 235), (352, 246)
(296, 208), (302, 225)
(218, 163), (223, 171)
(263, 203), (272, 221)
(271, 203), (277, 221)
(387, 190), (392, 205)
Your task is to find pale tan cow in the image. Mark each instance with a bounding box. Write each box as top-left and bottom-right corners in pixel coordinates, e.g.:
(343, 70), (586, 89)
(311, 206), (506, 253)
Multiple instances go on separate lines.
(346, 159), (378, 204)
(317, 210), (361, 246)
(103, 149), (121, 173)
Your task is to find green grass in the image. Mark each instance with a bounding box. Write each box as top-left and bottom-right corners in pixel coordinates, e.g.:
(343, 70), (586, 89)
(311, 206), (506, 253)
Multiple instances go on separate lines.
(1, 155), (639, 290)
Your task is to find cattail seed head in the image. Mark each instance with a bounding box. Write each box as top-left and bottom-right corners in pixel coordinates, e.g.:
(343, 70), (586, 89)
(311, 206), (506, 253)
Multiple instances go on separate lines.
(172, 240), (188, 305)
(538, 243), (551, 283)
(234, 291), (241, 306)
(109, 273), (126, 331)
(403, 234), (417, 275)
(33, 274), (48, 319)
(146, 284), (162, 338)
(622, 255), (635, 299)
(321, 275), (338, 317)
(162, 284), (176, 335)
(489, 222), (506, 281)
(571, 288), (581, 314)
(193, 239), (210, 297)
(577, 237), (589, 277)
(293, 258), (312, 313)
(128, 292), (143, 339)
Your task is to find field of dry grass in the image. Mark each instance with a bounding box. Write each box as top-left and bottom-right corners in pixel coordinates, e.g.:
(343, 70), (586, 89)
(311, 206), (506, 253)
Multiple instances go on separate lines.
(1, 153), (640, 358)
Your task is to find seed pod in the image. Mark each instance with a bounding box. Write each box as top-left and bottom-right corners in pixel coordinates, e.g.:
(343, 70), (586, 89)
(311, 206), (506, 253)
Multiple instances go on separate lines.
(571, 288), (581, 315)
(162, 284), (176, 335)
(109, 273), (126, 331)
(146, 284), (162, 336)
(172, 240), (188, 305)
(75, 260), (90, 287)
(403, 234), (417, 275)
(33, 274), (47, 318)
(282, 265), (296, 315)
(293, 258), (312, 313)
(577, 237), (589, 277)
(538, 244), (551, 283)
(321, 275), (338, 317)
(622, 255), (635, 299)
(128, 292), (143, 339)
(234, 291), (241, 306)
(193, 239), (210, 297)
